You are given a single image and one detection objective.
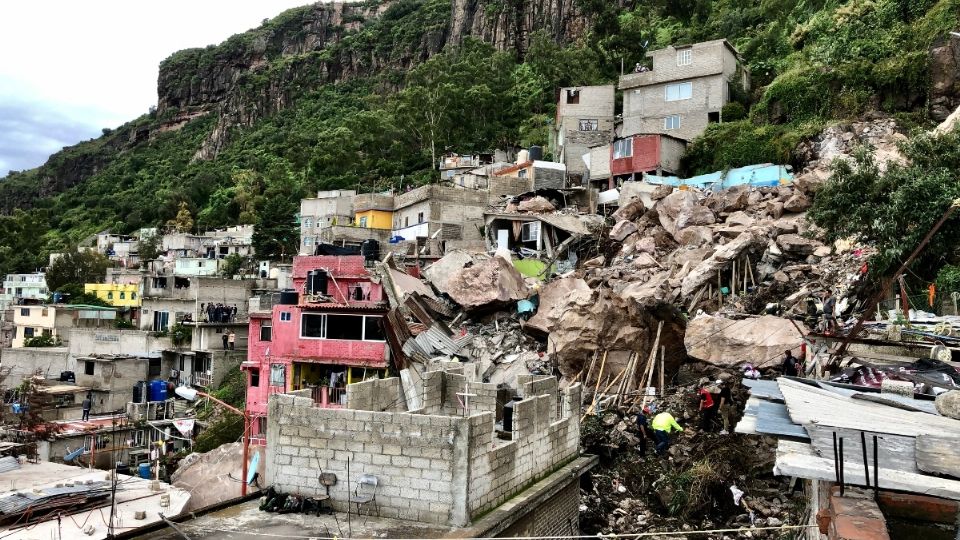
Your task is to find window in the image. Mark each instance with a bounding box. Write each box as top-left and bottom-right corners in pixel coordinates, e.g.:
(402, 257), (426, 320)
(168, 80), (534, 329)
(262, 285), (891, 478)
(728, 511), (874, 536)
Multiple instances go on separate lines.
(664, 115), (681, 130)
(518, 169), (528, 178)
(404, 217), (409, 227)
(259, 322), (272, 342)
(280, 312), (291, 322)
(120, 292), (126, 300)
(305, 237), (314, 246)
(153, 311), (170, 332)
(417, 212), (424, 224)
(132, 430), (146, 447)
(300, 313), (384, 341)
(131, 293), (137, 300)
(521, 222), (540, 242)
(84, 361), (95, 376)
(303, 217), (313, 228)
(269, 364), (285, 387)
(19, 308), (28, 317)
(41, 308), (48, 317)
(359, 216), (368, 228)
(250, 368), (260, 387)
(677, 48), (692, 66)
(565, 89), (580, 104)
(613, 138), (633, 159)
(107, 292), (114, 300)
(578, 119), (599, 131)
(23, 327), (34, 338)
(665, 82), (692, 101)
(148, 358), (161, 377)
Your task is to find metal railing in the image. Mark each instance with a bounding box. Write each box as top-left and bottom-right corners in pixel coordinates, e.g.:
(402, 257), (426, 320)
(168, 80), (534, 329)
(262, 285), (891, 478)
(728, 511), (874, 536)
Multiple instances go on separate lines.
(309, 386), (346, 408)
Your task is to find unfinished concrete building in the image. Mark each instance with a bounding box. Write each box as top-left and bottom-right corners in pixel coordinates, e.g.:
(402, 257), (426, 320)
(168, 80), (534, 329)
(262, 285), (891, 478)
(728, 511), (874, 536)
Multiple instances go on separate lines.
(265, 371), (596, 535)
(553, 85), (616, 179)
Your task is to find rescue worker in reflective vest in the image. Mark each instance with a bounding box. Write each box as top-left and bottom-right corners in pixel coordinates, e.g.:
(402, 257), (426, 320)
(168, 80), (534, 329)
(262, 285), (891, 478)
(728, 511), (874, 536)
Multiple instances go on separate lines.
(651, 411), (683, 455)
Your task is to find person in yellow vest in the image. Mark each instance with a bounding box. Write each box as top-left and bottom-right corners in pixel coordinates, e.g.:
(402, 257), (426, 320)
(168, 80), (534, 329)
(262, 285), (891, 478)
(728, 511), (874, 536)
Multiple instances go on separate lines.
(651, 410), (683, 455)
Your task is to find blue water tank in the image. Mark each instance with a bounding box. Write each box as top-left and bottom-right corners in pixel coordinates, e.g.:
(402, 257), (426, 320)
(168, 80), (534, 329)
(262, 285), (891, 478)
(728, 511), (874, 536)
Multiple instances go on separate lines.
(148, 379), (168, 402)
(138, 463), (151, 479)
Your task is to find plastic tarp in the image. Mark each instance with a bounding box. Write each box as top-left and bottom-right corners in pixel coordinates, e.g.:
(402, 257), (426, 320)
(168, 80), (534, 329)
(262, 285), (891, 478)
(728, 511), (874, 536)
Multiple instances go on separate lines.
(643, 163), (794, 190)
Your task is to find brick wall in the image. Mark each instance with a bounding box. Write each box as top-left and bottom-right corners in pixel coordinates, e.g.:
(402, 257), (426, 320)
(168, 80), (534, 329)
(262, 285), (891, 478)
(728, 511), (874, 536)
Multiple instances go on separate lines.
(346, 377), (405, 412)
(265, 374), (583, 528)
(494, 477), (581, 538)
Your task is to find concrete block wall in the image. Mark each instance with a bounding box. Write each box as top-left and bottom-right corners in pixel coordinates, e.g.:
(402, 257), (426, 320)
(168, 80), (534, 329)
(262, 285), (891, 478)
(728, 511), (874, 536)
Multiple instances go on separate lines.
(346, 377), (405, 412)
(465, 383), (582, 517)
(266, 393), (469, 525)
(489, 176), (533, 203)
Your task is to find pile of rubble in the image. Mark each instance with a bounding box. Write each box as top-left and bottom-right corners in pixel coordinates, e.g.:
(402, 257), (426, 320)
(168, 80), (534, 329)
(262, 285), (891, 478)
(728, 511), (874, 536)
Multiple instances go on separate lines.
(579, 367), (804, 538)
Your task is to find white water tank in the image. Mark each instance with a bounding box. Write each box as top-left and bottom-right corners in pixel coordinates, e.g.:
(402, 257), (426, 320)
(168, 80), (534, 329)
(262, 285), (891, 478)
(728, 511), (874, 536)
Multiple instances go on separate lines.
(517, 149), (530, 164)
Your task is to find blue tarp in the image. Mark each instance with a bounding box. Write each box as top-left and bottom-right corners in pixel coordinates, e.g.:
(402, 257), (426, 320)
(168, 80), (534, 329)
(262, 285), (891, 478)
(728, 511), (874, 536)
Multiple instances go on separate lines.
(644, 163), (793, 190)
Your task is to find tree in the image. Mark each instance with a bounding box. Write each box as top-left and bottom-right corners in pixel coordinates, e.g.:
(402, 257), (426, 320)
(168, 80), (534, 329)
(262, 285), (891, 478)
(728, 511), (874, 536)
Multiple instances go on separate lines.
(166, 201), (194, 233)
(45, 249), (111, 292)
(252, 194), (300, 261)
(809, 129), (960, 280)
(137, 231), (161, 261)
(220, 253), (250, 278)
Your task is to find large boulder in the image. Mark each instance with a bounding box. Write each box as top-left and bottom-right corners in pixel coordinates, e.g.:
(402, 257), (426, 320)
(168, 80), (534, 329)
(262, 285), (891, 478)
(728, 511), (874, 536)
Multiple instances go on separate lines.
(443, 255), (530, 311)
(517, 196), (556, 213)
(612, 199), (645, 222)
(680, 227), (769, 296)
(783, 191), (812, 213)
(777, 234), (823, 256)
(423, 250), (488, 295)
(525, 277), (594, 335)
(676, 226), (714, 246)
(656, 190), (715, 235)
(685, 314), (806, 368)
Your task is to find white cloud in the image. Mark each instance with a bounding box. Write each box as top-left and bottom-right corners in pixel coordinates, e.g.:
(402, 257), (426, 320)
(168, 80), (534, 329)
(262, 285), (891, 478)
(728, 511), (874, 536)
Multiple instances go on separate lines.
(0, 0), (317, 175)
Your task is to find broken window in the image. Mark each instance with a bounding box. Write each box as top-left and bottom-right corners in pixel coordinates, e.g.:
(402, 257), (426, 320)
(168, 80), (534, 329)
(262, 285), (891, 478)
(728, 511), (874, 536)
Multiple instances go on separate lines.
(269, 364), (285, 387)
(665, 82), (692, 101)
(578, 119), (599, 131)
(613, 138), (633, 159)
(521, 222), (540, 243)
(565, 89), (580, 104)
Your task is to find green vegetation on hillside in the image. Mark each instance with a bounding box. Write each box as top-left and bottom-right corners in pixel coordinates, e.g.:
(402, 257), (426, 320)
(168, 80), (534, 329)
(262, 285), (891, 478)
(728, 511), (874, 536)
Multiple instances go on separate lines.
(0, 0), (957, 274)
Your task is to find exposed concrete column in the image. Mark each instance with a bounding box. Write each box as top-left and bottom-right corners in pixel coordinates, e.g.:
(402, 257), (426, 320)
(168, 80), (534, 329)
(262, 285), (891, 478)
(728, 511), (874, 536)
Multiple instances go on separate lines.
(449, 416), (470, 527)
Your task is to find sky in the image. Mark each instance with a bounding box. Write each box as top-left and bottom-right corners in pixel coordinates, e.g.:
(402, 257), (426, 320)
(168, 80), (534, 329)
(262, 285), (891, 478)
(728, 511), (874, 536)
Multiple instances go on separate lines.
(0, 0), (316, 176)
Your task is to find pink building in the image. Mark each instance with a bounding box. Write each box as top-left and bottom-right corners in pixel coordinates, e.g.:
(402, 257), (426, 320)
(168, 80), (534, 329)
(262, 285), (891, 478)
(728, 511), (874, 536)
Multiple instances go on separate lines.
(243, 256), (389, 441)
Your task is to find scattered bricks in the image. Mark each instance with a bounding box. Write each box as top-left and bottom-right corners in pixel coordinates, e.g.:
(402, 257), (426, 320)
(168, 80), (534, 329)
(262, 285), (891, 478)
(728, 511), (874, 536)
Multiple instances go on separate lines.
(829, 491), (890, 540)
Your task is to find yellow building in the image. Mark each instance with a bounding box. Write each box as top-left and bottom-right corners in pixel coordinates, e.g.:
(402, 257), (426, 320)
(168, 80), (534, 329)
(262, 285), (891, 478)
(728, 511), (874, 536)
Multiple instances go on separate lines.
(353, 209), (393, 230)
(84, 283), (141, 307)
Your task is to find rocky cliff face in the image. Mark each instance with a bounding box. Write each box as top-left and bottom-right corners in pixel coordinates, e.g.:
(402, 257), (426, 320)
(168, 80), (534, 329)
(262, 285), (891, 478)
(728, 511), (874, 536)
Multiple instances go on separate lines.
(157, 0), (597, 159)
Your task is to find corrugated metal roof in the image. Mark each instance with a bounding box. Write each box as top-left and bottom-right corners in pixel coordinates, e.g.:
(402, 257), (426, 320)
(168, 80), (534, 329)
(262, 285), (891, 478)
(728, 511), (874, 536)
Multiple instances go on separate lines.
(755, 401), (809, 440)
(743, 379), (784, 402)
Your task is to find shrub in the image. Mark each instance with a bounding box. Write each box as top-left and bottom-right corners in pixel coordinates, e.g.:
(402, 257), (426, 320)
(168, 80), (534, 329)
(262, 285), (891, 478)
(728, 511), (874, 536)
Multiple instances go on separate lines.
(721, 102), (747, 122)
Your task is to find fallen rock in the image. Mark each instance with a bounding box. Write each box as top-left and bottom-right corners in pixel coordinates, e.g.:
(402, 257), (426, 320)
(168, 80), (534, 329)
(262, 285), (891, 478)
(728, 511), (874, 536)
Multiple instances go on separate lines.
(612, 199), (645, 222)
(610, 220), (639, 242)
(635, 236), (657, 255)
(657, 190), (716, 235)
(525, 277), (594, 335)
(935, 390), (960, 420)
(680, 227), (770, 296)
(777, 234), (823, 256)
(813, 246), (832, 257)
(783, 191), (812, 212)
(423, 250), (488, 295)
(583, 255), (605, 268)
(443, 255), (529, 311)
(725, 211), (755, 228)
(766, 201), (785, 219)
(773, 217), (799, 234)
(650, 184), (674, 200)
(676, 226), (713, 246)
(685, 314), (806, 368)
(517, 196), (555, 213)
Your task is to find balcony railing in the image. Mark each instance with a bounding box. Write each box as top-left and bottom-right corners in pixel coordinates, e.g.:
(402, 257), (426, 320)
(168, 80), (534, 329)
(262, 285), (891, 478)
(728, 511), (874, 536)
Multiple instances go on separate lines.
(308, 386), (346, 408)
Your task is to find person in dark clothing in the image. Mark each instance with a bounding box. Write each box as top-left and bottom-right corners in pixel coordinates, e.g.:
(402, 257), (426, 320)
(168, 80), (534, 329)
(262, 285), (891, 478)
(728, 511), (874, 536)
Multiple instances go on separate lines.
(231, 305), (238, 321)
(636, 407), (652, 455)
(822, 290), (837, 333)
(717, 380), (735, 434)
(222, 332), (229, 350)
(782, 350), (800, 377)
(81, 393), (92, 421)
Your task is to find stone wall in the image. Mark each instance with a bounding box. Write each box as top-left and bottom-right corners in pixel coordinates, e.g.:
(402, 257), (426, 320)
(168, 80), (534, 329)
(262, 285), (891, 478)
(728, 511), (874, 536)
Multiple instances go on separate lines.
(265, 373), (582, 527)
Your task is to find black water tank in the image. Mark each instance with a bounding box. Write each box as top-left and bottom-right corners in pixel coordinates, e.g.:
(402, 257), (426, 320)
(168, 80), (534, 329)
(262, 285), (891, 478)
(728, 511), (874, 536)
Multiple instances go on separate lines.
(502, 396), (523, 432)
(60, 371), (75, 383)
(279, 289), (299, 305)
(361, 239), (380, 263)
(528, 145), (543, 161)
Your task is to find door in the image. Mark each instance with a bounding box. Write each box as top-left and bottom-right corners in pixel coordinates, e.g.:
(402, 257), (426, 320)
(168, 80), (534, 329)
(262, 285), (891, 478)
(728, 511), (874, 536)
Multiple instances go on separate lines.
(497, 229), (509, 250)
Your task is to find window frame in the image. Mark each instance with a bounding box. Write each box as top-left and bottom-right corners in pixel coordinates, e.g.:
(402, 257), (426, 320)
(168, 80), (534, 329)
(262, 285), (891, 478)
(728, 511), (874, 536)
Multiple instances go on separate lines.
(676, 48), (692, 66)
(259, 322), (272, 342)
(299, 313), (385, 342)
(665, 82), (693, 102)
(613, 138), (633, 159)
(279, 312), (292, 322)
(269, 364), (286, 387)
(578, 119), (599, 131)
(664, 114), (682, 130)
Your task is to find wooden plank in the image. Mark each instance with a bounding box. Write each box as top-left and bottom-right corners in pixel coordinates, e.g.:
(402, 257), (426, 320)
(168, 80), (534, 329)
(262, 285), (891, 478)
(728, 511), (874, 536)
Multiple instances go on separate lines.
(775, 440), (960, 500)
(805, 424), (918, 474)
(916, 435), (960, 479)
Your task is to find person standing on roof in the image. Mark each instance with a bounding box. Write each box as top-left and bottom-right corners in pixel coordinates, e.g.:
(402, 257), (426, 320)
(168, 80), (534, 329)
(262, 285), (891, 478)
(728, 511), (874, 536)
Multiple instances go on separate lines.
(81, 392), (92, 421)
(822, 290), (837, 334)
(782, 349), (800, 377)
(651, 410), (683, 455)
